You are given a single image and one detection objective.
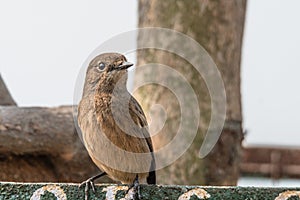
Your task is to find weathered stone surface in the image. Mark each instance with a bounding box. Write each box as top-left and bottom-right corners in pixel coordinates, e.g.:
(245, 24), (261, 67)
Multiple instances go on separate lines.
(1, 182), (300, 200)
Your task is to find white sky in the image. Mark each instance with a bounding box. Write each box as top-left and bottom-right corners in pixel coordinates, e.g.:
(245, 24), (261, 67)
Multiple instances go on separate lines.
(0, 1), (299, 147)
(242, 0), (300, 146)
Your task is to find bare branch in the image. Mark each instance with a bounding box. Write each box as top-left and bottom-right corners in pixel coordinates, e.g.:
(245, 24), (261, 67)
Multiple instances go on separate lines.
(0, 75), (17, 106)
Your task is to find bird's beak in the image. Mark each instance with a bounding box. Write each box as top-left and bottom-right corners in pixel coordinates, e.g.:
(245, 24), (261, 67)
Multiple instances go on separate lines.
(115, 61), (134, 70)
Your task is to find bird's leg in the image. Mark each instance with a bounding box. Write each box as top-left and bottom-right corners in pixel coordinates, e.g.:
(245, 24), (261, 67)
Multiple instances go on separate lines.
(134, 175), (141, 200)
(79, 172), (107, 200)
(126, 175), (141, 200)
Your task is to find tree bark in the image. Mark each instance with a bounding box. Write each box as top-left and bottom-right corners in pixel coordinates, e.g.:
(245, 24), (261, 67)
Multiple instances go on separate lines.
(136, 0), (246, 185)
(0, 106), (78, 155)
(0, 106), (112, 183)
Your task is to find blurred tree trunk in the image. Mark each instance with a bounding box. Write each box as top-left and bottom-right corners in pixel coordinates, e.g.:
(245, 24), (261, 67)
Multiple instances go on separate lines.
(136, 0), (246, 185)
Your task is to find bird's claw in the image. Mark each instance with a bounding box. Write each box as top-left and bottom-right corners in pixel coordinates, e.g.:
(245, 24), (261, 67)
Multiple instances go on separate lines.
(79, 178), (96, 200)
(126, 175), (141, 200)
(79, 172), (106, 200)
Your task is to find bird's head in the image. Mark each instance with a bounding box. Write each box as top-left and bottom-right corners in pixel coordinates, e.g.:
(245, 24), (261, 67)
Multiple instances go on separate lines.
(83, 53), (133, 94)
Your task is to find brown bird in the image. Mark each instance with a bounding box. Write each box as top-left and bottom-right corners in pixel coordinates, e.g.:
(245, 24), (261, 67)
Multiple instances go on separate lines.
(77, 53), (155, 199)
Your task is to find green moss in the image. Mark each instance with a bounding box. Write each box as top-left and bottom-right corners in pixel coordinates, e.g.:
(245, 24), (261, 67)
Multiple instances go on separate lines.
(40, 191), (56, 200)
(1, 183), (300, 200)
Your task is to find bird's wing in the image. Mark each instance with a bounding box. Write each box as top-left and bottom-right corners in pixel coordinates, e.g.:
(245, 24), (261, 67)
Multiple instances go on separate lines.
(129, 96), (153, 151)
(129, 96), (156, 184)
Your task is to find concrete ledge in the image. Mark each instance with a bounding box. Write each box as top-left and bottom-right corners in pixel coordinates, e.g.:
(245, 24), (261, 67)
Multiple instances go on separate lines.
(0, 182), (300, 200)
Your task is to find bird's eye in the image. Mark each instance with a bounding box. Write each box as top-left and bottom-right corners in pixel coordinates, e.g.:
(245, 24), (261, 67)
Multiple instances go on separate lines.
(97, 62), (106, 71)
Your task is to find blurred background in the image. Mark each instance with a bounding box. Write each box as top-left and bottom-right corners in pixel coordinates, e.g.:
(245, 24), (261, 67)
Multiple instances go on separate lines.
(0, 0), (299, 186)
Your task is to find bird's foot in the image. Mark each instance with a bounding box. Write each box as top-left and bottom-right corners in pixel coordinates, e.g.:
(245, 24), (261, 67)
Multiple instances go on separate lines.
(79, 172), (107, 200)
(79, 177), (96, 200)
(126, 175), (141, 200)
